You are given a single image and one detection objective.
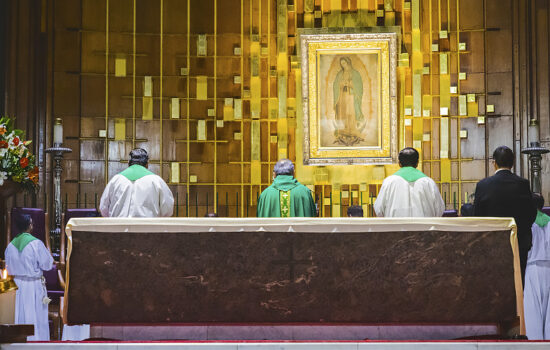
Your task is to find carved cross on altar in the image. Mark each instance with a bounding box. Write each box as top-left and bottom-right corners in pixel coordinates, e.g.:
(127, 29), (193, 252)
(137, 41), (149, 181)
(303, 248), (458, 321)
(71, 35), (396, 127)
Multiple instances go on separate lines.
(271, 239), (310, 281)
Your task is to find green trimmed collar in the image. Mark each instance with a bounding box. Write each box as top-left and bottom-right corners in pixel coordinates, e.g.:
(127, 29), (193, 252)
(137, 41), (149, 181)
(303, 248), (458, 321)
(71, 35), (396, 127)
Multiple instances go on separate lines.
(535, 210), (550, 228)
(11, 232), (38, 252)
(120, 164), (154, 181)
(394, 166), (427, 182)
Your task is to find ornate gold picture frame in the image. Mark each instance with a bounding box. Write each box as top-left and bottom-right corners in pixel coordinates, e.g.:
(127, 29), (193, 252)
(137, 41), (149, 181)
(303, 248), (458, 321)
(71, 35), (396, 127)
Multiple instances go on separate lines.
(300, 32), (398, 165)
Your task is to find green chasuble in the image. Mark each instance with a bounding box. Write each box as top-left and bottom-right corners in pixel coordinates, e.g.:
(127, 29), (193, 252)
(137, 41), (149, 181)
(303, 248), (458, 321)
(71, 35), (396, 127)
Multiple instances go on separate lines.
(11, 232), (38, 252)
(257, 175), (316, 217)
(120, 164), (154, 181)
(393, 166), (427, 182)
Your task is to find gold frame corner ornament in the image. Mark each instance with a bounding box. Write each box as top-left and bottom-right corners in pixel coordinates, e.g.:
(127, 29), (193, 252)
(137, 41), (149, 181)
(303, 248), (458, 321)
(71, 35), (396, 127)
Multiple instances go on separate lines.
(300, 32), (398, 166)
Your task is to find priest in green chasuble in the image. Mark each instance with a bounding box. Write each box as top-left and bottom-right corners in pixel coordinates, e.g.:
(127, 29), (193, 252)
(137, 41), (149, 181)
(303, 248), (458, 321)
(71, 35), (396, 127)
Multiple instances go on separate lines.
(374, 147), (444, 217)
(257, 159), (317, 217)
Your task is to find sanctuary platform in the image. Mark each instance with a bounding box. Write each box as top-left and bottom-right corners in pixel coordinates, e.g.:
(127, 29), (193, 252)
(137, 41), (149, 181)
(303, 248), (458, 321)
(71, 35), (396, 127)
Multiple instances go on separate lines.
(62, 218), (523, 341)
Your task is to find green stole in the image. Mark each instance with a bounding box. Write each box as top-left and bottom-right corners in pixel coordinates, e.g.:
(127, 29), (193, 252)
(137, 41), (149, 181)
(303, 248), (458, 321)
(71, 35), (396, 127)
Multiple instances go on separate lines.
(535, 210), (550, 227)
(120, 164), (154, 181)
(11, 232), (38, 252)
(394, 166), (427, 182)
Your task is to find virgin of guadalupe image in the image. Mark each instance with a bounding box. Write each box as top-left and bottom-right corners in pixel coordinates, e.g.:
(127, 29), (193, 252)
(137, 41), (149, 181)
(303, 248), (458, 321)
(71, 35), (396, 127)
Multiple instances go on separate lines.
(333, 57), (366, 146)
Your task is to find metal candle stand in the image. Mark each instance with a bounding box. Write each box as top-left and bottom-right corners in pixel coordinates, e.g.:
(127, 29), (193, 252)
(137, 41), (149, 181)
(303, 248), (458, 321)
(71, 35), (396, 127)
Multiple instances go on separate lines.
(522, 141), (549, 194)
(45, 146), (71, 259)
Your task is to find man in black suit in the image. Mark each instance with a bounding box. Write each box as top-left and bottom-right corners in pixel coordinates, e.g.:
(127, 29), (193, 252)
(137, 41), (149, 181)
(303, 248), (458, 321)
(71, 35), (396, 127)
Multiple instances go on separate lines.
(474, 146), (537, 285)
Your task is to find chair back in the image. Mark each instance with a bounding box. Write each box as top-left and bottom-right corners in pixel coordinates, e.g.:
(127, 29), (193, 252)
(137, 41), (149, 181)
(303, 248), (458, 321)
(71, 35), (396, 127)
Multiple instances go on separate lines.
(442, 209), (458, 217)
(64, 208), (100, 225)
(9, 207), (47, 244)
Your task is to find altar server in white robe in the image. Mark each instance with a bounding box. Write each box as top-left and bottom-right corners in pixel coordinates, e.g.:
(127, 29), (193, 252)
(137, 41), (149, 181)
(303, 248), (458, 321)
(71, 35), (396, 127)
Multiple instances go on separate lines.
(4, 214), (54, 341)
(524, 193), (550, 340)
(100, 148), (174, 218)
(374, 147), (445, 217)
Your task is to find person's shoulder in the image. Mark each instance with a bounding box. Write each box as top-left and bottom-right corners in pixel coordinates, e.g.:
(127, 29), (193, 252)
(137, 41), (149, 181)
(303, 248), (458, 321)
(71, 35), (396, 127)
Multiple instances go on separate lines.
(294, 182), (312, 193)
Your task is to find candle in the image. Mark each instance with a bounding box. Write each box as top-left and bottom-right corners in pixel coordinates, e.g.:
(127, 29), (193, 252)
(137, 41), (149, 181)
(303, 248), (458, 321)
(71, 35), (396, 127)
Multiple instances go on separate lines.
(53, 118), (63, 146)
(1, 268), (6, 280)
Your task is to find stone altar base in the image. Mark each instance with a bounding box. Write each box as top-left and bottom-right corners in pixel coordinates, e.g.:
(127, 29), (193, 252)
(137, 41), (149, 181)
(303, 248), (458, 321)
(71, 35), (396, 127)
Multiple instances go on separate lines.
(63, 218), (523, 340)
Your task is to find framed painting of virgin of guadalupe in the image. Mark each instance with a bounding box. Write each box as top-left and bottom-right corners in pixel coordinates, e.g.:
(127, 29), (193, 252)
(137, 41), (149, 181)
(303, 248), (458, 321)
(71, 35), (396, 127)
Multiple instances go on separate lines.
(300, 32), (398, 165)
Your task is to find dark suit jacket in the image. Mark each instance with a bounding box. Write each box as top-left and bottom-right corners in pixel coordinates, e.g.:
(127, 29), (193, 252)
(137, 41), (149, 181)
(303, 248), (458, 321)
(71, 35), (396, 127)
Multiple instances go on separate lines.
(474, 169), (536, 252)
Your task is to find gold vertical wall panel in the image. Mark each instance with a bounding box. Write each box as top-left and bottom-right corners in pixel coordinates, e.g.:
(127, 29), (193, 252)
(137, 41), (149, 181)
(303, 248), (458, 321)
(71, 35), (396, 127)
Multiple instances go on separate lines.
(224, 105), (234, 120)
(251, 120), (261, 184)
(234, 99), (242, 120)
(277, 0), (288, 159)
(144, 76), (152, 97)
(413, 74), (422, 117)
(171, 162), (180, 183)
(197, 34), (207, 56)
(115, 56), (126, 77)
(440, 118), (449, 159)
(277, 117), (288, 159)
(440, 75), (451, 110)
(468, 102), (478, 116)
(411, 0), (420, 29)
(439, 53), (448, 75)
(142, 97), (153, 120)
(171, 98), (180, 119)
(441, 158), (451, 183)
(459, 95), (467, 116)
(197, 120), (206, 141)
(197, 76), (208, 100)
(114, 118), (125, 141)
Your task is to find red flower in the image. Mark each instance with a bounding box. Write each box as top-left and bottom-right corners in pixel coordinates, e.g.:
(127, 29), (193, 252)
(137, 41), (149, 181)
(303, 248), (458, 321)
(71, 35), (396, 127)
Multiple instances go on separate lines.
(12, 137), (19, 146)
(0, 141), (7, 148)
(19, 157), (29, 168)
(28, 166), (39, 184)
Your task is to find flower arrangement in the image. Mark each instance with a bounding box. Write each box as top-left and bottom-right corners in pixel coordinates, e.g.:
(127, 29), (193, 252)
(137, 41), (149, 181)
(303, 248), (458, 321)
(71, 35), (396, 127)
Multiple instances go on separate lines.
(0, 116), (39, 193)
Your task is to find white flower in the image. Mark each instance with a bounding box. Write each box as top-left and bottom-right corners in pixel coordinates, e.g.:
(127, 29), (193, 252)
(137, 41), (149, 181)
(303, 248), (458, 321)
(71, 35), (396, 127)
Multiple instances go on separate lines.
(0, 171), (7, 186)
(0, 148), (6, 158)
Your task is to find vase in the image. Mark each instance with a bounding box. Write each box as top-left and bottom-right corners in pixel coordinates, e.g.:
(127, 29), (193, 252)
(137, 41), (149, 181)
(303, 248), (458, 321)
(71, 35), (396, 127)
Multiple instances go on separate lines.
(0, 180), (21, 199)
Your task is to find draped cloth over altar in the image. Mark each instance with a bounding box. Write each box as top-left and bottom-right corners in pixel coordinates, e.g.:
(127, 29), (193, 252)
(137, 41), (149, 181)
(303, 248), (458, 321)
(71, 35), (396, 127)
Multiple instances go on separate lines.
(63, 218), (524, 334)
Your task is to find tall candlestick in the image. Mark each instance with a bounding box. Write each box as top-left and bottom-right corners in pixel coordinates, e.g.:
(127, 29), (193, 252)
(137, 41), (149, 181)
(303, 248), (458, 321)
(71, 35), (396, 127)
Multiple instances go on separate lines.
(53, 118), (63, 146)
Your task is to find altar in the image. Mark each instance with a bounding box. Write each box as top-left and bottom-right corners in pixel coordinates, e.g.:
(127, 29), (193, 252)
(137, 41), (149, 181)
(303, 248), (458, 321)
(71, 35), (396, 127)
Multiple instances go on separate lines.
(63, 217), (523, 340)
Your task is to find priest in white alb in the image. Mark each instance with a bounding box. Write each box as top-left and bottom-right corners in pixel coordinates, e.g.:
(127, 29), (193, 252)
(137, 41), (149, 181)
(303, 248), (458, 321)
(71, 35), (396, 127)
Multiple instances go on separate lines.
(100, 148), (174, 217)
(524, 193), (550, 340)
(374, 147), (444, 217)
(4, 214), (54, 341)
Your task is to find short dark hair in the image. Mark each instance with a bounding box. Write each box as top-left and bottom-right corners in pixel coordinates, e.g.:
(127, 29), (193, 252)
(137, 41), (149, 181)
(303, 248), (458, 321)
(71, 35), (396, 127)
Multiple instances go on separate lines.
(533, 193), (545, 210)
(347, 205), (364, 217)
(129, 148), (149, 167)
(398, 147), (419, 168)
(14, 214), (32, 234)
(493, 146), (514, 168)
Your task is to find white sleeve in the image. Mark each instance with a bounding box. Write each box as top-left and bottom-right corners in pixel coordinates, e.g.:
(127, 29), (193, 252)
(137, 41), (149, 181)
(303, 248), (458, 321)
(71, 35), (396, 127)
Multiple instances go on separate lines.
(158, 179), (174, 217)
(35, 241), (54, 272)
(430, 180), (445, 217)
(374, 180), (387, 217)
(99, 179), (113, 217)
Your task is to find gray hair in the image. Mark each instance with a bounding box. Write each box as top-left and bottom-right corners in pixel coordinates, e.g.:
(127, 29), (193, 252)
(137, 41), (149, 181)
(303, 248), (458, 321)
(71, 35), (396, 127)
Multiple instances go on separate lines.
(273, 159), (295, 176)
